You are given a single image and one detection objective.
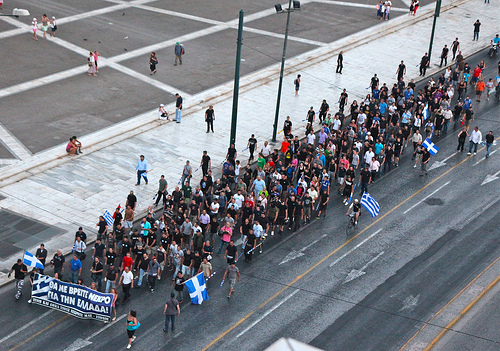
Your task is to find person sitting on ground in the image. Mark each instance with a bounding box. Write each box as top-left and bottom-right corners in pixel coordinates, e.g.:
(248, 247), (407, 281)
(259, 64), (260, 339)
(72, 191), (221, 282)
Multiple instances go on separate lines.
(158, 104), (169, 121)
(66, 136), (82, 155)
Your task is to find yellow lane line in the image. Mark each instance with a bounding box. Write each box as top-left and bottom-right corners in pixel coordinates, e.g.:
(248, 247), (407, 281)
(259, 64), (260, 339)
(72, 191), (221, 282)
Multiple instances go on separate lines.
(8, 315), (69, 351)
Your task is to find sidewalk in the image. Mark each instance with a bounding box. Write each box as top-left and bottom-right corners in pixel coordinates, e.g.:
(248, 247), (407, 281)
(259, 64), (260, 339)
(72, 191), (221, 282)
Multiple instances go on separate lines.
(0, 0), (497, 285)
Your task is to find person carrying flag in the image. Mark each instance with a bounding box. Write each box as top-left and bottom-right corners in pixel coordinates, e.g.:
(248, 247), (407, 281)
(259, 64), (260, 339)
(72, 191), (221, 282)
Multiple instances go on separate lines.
(420, 147), (431, 176)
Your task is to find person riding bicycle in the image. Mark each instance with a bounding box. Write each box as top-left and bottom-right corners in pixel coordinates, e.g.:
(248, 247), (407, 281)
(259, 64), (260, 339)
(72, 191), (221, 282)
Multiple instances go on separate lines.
(492, 34), (500, 53)
(346, 199), (361, 225)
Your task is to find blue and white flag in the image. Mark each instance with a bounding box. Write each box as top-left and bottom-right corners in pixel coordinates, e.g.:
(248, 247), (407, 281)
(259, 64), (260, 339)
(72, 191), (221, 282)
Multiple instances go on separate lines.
(422, 103), (429, 120)
(185, 273), (209, 305)
(481, 140), (497, 146)
(23, 250), (45, 269)
(422, 138), (439, 155)
(103, 210), (114, 226)
(361, 192), (380, 217)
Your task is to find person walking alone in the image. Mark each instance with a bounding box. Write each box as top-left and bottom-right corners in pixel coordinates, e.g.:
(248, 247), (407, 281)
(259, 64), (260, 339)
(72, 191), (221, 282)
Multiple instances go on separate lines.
(451, 38), (460, 60)
(163, 292), (180, 333)
(294, 74), (301, 95)
(205, 105), (215, 133)
(439, 45), (449, 67)
(336, 51), (343, 74)
(420, 147), (430, 176)
(419, 53), (429, 76)
(135, 155), (148, 185)
(174, 42), (184, 66)
(485, 131), (495, 158)
(155, 175), (168, 206)
(126, 310), (140, 349)
(473, 20), (481, 41)
(149, 52), (158, 75)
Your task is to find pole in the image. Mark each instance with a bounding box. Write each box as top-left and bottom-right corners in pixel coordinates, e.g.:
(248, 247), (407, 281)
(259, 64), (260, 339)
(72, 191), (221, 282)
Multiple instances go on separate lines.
(272, 0), (293, 142)
(230, 10), (244, 146)
(427, 0), (442, 64)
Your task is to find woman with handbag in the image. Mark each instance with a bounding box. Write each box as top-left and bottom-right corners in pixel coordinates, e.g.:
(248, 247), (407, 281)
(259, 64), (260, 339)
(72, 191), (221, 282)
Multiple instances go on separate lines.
(126, 310), (140, 349)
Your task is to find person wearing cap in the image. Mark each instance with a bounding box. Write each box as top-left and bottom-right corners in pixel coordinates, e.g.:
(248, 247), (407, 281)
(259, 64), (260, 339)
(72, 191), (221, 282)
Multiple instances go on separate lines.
(174, 42), (184, 66)
(50, 16), (57, 37)
(32, 18), (38, 40)
(158, 103), (169, 120)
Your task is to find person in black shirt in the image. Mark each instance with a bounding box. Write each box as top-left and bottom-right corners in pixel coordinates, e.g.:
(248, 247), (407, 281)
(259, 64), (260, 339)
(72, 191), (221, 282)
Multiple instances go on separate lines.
(9, 259), (28, 300)
(90, 256), (104, 291)
(307, 106), (315, 124)
(370, 74), (379, 92)
(113, 207), (123, 232)
(293, 199), (303, 231)
(247, 134), (258, 161)
(319, 100), (329, 124)
(35, 244), (47, 275)
(439, 45), (449, 67)
(225, 240), (238, 264)
(126, 191), (137, 211)
(276, 199), (288, 234)
(205, 105), (215, 133)
(105, 263), (119, 293)
(316, 190), (329, 219)
(106, 247), (117, 267)
(336, 51), (343, 74)
(396, 61), (406, 81)
(137, 253), (150, 288)
(75, 227), (87, 244)
(287, 195), (297, 230)
(283, 116), (293, 136)
(200, 151), (211, 176)
(50, 250), (65, 279)
(420, 148), (431, 176)
(359, 167), (371, 196)
(226, 144), (237, 166)
(339, 89), (348, 112)
(244, 229), (256, 262)
(93, 238), (106, 261)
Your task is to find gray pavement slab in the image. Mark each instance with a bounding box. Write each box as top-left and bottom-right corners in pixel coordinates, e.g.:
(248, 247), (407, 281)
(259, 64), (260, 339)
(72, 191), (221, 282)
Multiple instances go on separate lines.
(0, 20), (16, 32)
(0, 67), (171, 153)
(0, 142), (14, 159)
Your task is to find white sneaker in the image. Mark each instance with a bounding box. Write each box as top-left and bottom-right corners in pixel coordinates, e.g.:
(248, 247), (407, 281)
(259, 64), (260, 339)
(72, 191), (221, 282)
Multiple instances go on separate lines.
(413, 164), (416, 168)
(467, 152), (471, 155)
(28, 299), (32, 304)
(127, 345), (131, 349)
(474, 152), (477, 155)
(271, 231), (274, 236)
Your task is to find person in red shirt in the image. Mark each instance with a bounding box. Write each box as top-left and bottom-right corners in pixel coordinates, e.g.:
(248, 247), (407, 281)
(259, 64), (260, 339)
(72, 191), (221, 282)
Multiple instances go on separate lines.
(281, 137), (290, 154)
(121, 252), (133, 272)
(471, 65), (482, 87)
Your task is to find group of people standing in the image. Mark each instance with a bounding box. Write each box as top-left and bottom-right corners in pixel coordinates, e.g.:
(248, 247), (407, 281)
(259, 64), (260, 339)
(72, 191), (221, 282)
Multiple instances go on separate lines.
(31, 14), (57, 40)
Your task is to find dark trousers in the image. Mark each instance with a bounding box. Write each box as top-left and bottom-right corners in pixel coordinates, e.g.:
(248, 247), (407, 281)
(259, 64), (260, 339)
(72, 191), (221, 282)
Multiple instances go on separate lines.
(244, 244), (254, 261)
(155, 191), (167, 206)
(165, 314), (176, 331)
(359, 181), (368, 195)
(148, 274), (157, 290)
(440, 57), (447, 67)
(122, 283), (131, 302)
(206, 120), (213, 132)
(319, 111), (326, 123)
(457, 139), (465, 151)
(420, 65), (427, 76)
(473, 31), (479, 40)
(249, 146), (255, 160)
(137, 170), (148, 185)
(336, 63), (343, 73)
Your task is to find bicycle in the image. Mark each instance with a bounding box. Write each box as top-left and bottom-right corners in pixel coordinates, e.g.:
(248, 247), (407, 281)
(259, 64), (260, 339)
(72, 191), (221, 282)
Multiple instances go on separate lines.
(345, 213), (358, 236)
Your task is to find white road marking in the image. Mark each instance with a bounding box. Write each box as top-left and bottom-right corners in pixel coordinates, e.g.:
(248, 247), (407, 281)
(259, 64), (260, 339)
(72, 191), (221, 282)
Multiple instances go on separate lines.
(235, 290), (299, 338)
(428, 152), (458, 171)
(399, 293), (421, 312)
(481, 170), (500, 186)
(402, 181), (451, 215)
(86, 313), (128, 340)
(279, 234), (328, 265)
(329, 229), (383, 268)
(474, 150), (497, 166)
(343, 251), (384, 283)
(0, 122), (32, 160)
(0, 309), (54, 344)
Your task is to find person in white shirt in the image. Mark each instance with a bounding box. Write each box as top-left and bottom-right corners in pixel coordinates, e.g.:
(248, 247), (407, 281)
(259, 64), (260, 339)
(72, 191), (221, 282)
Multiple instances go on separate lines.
(73, 237), (86, 260)
(158, 104), (169, 120)
(233, 191), (244, 208)
(363, 147), (375, 166)
(307, 131), (316, 145)
(261, 141), (271, 158)
(253, 221), (264, 253)
(468, 126), (482, 155)
(443, 107), (453, 132)
(119, 266), (134, 303)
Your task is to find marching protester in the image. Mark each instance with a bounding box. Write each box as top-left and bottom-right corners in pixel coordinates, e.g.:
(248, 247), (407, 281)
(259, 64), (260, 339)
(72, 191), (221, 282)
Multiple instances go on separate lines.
(126, 310), (140, 349)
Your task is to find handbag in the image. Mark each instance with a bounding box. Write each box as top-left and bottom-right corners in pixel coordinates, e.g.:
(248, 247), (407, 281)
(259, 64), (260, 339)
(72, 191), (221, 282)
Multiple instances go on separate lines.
(128, 321), (141, 331)
(80, 253), (86, 261)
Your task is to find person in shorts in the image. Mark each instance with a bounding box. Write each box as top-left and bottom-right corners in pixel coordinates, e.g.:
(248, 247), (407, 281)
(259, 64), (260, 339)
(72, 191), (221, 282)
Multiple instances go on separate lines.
(222, 263), (240, 299)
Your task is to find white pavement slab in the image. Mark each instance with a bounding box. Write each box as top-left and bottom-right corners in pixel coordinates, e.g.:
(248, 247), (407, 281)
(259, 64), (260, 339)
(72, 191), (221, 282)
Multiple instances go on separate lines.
(0, 0), (497, 284)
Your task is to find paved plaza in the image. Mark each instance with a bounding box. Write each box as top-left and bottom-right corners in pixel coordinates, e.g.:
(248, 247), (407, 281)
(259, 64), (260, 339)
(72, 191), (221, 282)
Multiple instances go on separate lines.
(0, 0), (498, 282)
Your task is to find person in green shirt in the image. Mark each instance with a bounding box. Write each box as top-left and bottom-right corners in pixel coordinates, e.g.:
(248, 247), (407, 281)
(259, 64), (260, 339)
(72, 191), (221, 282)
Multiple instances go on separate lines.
(182, 181), (192, 204)
(257, 153), (266, 169)
(155, 175), (168, 206)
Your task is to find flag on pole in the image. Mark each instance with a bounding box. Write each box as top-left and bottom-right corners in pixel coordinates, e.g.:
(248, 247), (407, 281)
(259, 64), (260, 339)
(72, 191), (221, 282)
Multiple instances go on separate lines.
(23, 250), (45, 269)
(185, 273), (209, 304)
(422, 103), (429, 120)
(103, 210), (114, 226)
(422, 138), (439, 155)
(361, 192), (380, 217)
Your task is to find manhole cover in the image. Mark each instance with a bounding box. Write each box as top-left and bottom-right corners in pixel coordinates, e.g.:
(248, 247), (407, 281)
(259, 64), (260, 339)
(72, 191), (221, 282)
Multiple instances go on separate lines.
(424, 198), (444, 206)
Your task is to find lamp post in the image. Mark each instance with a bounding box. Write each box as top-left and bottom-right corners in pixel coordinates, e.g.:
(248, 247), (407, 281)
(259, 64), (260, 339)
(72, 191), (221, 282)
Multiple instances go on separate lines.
(427, 0), (442, 64)
(229, 10), (244, 146)
(271, 1), (300, 143)
(0, 8), (31, 17)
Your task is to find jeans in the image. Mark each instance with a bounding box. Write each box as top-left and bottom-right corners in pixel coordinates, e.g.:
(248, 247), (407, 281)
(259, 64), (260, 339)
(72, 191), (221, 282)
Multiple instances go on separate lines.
(69, 270), (79, 284)
(486, 143), (492, 156)
(91, 274), (102, 291)
(137, 170), (148, 185)
(105, 279), (115, 293)
(442, 120), (449, 132)
(137, 269), (146, 286)
(175, 290), (183, 302)
(165, 314), (176, 331)
(217, 240), (228, 254)
(473, 31), (479, 40)
(175, 108), (182, 122)
(180, 174), (191, 186)
(359, 182), (368, 196)
(469, 141), (478, 153)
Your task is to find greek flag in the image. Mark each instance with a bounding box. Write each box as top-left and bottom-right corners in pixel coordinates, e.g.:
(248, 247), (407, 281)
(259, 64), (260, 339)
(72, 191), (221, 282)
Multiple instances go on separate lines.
(23, 250), (45, 269)
(361, 192), (380, 217)
(185, 273), (209, 305)
(422, 138), (439, 155)
(422, 103), (429, 120)
(103, 210), (114, 226)
(481, 140), (497, 146)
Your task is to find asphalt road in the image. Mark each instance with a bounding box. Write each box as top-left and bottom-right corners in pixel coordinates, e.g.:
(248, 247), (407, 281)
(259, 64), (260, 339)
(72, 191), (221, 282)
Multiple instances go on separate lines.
(0, 50), (498, 351)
